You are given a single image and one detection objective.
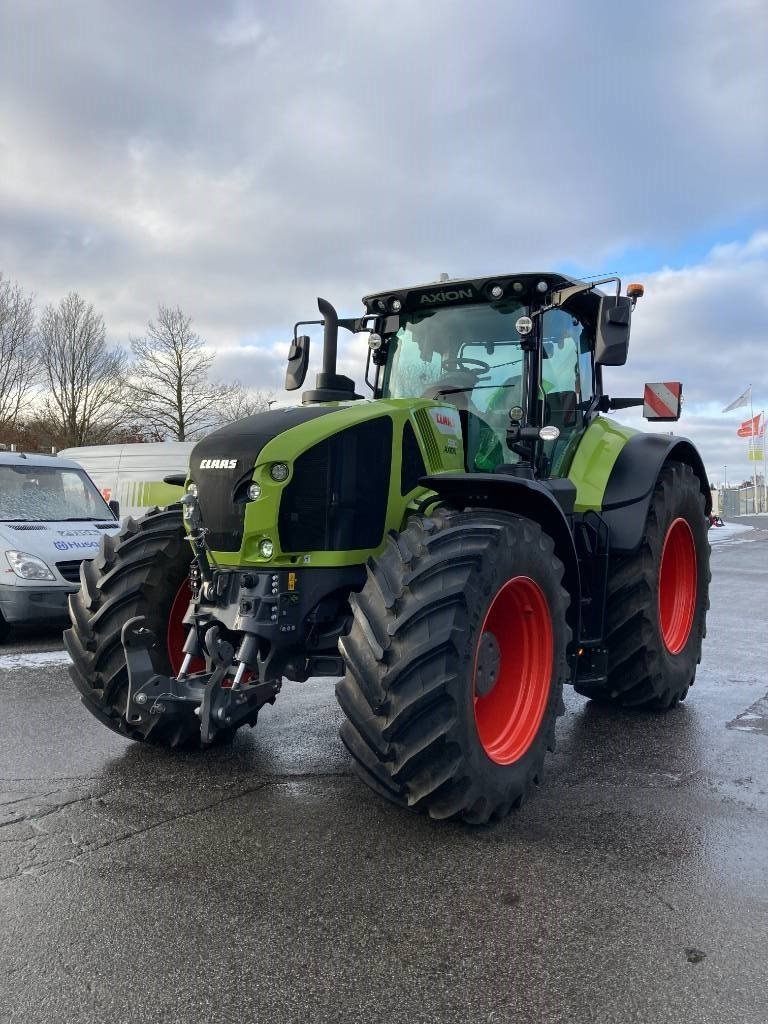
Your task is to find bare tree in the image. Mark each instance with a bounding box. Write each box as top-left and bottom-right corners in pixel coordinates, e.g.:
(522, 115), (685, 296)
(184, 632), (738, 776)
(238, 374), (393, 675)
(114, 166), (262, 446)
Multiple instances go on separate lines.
(0, 275), (37, 429)
(125, 305), (221, 440)
(37, 292), (127, 447)
(216, 380), (275, 423)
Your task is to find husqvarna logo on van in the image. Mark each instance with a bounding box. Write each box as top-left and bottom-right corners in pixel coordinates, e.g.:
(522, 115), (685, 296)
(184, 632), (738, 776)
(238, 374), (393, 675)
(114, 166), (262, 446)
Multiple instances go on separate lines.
(428, 407), (459, 436)
(199, 459), (238, 469)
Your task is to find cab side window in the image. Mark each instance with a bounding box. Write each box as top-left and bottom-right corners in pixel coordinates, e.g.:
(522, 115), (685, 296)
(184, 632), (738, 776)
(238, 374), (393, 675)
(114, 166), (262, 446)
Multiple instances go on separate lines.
(540, 309), (594, 477)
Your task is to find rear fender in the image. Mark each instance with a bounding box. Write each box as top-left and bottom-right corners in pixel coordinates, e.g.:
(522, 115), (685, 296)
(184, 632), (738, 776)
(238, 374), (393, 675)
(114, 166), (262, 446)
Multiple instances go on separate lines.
(601, 435), (711, 554)
(419, 473), (581, 643)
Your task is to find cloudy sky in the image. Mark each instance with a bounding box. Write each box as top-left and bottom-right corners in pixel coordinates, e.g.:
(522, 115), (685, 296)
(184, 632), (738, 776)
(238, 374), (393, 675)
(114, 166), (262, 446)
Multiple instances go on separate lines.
(1, 0), (766, 482)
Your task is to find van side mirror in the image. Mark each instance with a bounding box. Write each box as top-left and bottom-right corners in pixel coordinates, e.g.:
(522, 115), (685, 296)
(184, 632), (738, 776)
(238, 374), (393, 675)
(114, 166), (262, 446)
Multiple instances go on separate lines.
(595, 295), (631, 366)
(108, 499), (120, 518)
(285, 335), (310, 391)
(643, 382), (682, 421)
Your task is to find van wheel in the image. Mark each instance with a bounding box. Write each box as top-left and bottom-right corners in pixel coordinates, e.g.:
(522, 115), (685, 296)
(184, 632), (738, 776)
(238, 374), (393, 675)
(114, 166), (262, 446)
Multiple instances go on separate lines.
(0, 610), (11, 645)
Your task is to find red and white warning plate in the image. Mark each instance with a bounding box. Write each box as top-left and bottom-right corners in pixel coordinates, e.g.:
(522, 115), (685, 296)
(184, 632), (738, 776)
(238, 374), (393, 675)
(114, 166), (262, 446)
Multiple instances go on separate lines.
(643, 382), (682, 421)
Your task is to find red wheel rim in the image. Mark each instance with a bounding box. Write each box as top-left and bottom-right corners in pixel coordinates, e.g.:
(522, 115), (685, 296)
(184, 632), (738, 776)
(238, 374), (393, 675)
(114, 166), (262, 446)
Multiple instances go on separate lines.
(473, 576), (553, 765)
(658, 517), (697, 655)
(166, 580), (202, 676)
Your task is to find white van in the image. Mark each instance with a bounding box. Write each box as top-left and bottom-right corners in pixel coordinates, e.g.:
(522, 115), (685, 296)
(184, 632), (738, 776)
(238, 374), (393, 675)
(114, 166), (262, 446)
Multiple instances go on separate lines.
(0, 451), (121, 638)
(58, 442), (194, 520)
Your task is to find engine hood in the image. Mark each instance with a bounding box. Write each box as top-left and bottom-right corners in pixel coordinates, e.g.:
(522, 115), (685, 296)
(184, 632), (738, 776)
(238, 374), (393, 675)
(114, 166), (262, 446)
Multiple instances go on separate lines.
(189, 405), (340, 552)
(190, 405), (338, 471)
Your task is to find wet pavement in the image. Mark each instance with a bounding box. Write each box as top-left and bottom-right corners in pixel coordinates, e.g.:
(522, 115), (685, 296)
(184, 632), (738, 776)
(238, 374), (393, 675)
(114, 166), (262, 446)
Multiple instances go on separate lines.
(1, 529), (767, 1023)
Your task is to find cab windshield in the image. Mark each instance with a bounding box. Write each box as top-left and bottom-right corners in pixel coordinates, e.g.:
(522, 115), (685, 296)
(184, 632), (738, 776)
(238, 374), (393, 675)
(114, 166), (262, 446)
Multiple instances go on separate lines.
(0, 464), (113, 522)
(382, 302), (528, 471)
(382, 301), (527, 410)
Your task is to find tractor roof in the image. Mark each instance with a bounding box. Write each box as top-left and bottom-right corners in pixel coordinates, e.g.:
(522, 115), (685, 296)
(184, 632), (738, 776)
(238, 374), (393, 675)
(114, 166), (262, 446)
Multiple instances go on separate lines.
(362, 271), (595, 315)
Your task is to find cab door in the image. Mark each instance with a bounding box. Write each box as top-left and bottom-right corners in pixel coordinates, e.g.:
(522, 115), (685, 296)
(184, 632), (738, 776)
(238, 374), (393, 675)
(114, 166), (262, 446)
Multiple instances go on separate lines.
(539, 308), (594, 478)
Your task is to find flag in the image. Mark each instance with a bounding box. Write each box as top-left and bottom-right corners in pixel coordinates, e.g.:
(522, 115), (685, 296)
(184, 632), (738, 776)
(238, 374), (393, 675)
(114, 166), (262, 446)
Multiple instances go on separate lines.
(722, 386), (751, 413)
(737, 413), (762, 438)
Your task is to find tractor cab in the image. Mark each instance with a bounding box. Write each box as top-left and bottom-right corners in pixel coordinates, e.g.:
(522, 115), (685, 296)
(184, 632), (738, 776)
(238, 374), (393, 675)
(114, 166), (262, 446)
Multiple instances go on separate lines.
(362, 272), (622, 480)
(377, 292), (591, 478)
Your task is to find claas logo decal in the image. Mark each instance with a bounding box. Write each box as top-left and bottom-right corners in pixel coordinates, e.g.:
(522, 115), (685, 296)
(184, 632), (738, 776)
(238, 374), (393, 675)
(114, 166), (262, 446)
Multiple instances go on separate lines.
(199, 459), (238, 469)
(428, 408), (458, 435)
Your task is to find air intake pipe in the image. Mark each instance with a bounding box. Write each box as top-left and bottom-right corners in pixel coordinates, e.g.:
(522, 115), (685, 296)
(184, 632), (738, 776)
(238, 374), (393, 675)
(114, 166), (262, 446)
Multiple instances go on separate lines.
(301, 297), (361, 404)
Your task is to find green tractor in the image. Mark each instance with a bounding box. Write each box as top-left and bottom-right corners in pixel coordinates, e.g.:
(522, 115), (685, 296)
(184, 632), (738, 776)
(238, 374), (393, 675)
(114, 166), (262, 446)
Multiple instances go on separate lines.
(66, 272), (711, 823)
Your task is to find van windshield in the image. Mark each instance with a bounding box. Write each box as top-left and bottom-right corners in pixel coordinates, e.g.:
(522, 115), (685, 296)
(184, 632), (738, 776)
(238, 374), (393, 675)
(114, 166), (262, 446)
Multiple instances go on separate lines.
(0, 465), (113, 523)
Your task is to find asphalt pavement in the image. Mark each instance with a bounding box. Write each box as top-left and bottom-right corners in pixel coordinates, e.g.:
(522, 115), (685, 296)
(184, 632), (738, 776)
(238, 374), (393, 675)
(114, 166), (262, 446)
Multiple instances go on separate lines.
(1, 527), (767, 1024)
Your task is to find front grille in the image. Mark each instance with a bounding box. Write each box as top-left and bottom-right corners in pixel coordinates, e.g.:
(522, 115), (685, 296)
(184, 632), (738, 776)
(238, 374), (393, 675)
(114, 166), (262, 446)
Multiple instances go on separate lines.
(188, 404), (339, 554)
(56, 559), (84, 583)
(279, 417), (393, 553)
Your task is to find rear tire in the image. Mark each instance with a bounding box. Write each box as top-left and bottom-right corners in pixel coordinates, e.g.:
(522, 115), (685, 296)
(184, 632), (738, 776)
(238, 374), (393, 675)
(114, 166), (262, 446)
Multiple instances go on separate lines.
(64, 506), (211, 748)
(336, 509), (570, 824)
(575, 461), (710, 709)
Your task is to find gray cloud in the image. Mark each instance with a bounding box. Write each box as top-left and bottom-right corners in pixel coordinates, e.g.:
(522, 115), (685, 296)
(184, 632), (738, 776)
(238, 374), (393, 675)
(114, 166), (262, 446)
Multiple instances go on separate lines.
(0, 0), (766, 480)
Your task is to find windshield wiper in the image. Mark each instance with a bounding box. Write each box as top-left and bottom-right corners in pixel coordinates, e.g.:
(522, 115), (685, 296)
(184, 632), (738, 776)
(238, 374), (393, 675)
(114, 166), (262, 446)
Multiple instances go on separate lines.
(59, 516), (110, 522)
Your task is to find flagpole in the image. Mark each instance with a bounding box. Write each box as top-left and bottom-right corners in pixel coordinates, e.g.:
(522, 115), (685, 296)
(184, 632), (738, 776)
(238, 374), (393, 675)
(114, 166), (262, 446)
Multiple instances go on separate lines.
(749, 387), (758, 514)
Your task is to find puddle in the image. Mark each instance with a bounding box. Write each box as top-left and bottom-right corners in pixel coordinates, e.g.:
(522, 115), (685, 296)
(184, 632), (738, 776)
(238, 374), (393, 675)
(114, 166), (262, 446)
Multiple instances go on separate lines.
(727, 693), (768, 735)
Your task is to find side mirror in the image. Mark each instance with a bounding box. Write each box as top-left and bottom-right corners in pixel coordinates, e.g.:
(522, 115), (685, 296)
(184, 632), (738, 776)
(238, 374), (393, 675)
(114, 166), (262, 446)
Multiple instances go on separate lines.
(163, 473), (186, 487)
(285, 334), (310, 391)
(595, 295), (631, 366)
(643, 382), (682, 421)
(108, 499), (120, 518)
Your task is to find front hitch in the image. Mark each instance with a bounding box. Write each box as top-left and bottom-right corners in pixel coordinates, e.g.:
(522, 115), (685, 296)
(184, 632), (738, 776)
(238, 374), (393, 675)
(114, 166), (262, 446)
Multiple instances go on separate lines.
(121, 617), (280, 744)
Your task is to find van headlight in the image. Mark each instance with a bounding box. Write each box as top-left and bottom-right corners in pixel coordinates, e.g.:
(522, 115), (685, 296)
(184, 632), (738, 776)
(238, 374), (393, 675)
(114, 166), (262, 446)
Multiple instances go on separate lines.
(6, 551), (56, 581)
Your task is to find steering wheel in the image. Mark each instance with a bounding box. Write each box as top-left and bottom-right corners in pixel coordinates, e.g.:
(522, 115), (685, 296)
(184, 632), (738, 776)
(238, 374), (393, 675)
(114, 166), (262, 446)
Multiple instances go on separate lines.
(442, 356), (491, 374)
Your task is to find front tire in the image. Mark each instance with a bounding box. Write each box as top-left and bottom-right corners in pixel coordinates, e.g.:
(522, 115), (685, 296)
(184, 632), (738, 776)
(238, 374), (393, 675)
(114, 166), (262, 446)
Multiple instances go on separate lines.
(575, 460), (710, 709)
(336, 510), (570, 824)
(64, 506), (206, 747)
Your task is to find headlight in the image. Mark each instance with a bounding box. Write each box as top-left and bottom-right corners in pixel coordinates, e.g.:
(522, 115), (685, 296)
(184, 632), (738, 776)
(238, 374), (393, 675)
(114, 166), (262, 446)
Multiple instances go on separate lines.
(186, 483), (198, 497)
(248, 482), (262, 501)
(269, 462), (290, 482)
(6, 551), (56, 581)
(259, 539), (274, 559)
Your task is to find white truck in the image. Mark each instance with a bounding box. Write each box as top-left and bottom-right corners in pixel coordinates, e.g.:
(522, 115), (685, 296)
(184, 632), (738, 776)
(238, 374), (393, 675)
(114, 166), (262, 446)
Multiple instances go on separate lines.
(0, 451), (121, 640)
(57, 442), (194, 520)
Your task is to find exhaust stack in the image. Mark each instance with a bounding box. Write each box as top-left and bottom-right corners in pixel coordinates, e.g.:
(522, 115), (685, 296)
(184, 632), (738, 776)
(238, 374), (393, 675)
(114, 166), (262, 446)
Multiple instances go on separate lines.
(302, 297), (360, 404)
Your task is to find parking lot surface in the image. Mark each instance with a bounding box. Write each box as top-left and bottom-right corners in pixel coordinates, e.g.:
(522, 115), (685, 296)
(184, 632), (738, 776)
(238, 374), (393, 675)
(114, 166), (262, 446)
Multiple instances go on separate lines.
(1, 527), (767, 1023)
